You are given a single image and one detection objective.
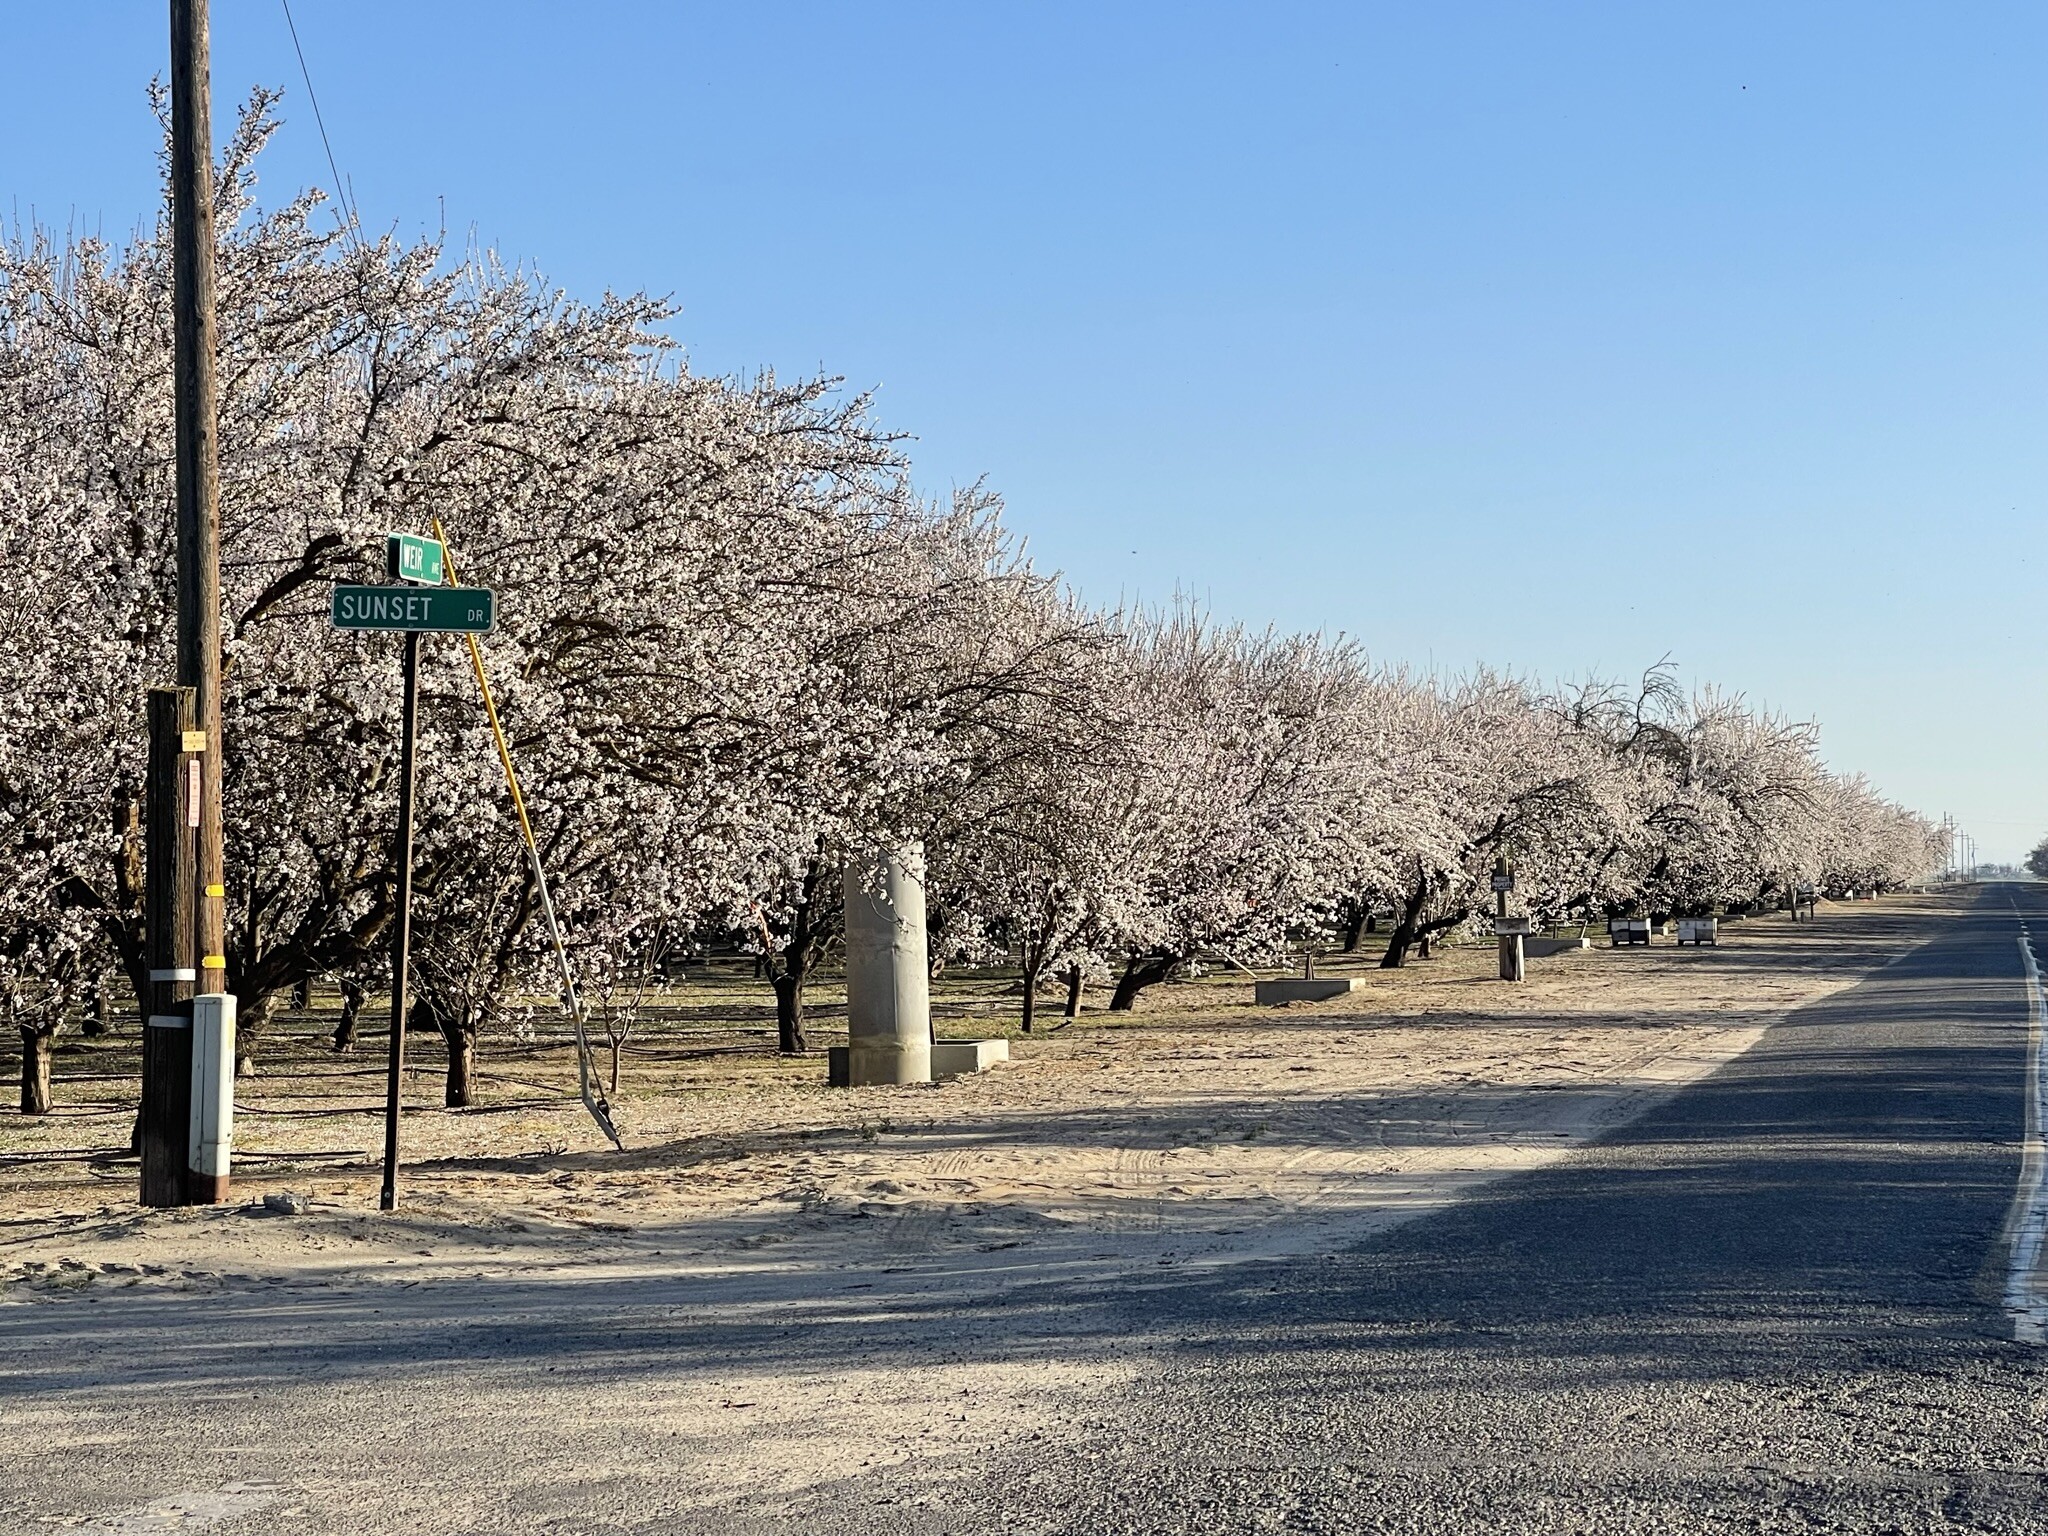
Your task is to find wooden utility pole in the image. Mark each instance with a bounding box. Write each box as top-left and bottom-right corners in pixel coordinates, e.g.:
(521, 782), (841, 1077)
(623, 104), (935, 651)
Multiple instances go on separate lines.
(380, 631), (423, 1212)
(140, 689), (198, 1207)
(140, 0), (228, 1209)
(170, 0), (227, 998)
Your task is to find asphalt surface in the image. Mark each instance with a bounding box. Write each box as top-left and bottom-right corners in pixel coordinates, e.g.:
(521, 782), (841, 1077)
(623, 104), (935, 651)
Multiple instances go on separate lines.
(7, 888), (2046, 1535)
(844, 883), (2048, 1536)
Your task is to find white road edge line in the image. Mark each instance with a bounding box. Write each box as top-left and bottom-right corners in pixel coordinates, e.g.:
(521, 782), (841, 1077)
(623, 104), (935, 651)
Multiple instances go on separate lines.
(2005, 933), (2048, 1344)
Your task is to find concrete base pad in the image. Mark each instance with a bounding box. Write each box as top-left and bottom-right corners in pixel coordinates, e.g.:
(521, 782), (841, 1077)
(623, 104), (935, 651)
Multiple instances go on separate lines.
(1524, 937), (1593, 957)
(831, 1038), (1009, 1086)
(1255, 978), (1366, 1004)
(931, 1038), (1009, 1079)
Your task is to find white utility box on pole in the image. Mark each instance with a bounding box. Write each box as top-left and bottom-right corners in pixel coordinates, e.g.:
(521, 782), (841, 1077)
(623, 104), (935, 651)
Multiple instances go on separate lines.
(187, 992), (236, 1203)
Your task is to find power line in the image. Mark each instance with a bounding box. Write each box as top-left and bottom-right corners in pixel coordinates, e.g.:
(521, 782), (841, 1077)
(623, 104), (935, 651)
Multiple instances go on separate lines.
(279, 0), (361, 250)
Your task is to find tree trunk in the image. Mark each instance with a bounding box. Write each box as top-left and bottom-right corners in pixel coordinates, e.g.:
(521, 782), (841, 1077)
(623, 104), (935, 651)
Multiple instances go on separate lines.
(409, 993), (477, 1108)
(773, 970), (807, 1055)
(292, 975), (313, 1010)
(1108, 952), (1178, 1011)
(609, 1037), (623, 1094)
(235, 990), (285, 1077)
(1415, 909), (1473, 962)
(20, 1026), (53, 1115)
(1019, 940), (1044, 1034)
(442, 1021), (478, 1108)
(332, 977), (364, 1053)
(1380, 870), (1434, 968)
(1064, 964), (1084, 1019)
(81, 982), (108, 1038)
(771, 887), (820, 1054)
(1417, 930), (1433, 960)
(1341, 903), (1368, 953)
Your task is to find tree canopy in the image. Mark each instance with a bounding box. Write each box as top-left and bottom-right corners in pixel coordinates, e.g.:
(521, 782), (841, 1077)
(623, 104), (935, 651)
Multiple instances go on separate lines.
(0, 98), (1945, 1099)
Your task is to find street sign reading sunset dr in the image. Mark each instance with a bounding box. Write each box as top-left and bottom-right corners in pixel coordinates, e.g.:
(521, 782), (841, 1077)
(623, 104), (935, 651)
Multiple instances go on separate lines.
(330, 585), (496, 633)
(386, 532), (446, 586)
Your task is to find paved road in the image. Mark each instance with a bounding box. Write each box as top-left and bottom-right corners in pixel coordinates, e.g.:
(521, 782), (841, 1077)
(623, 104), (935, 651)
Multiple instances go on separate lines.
(846, 883), (2048, 1535)
(7, 889), (2046, 1535)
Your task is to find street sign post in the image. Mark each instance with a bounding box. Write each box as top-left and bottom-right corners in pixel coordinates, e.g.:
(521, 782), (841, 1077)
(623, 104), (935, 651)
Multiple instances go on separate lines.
(329, 567), (496, 1209)
(331, 585), (494, 633)
(387, 532), (446, 586)
(379, 627), (421, 1213)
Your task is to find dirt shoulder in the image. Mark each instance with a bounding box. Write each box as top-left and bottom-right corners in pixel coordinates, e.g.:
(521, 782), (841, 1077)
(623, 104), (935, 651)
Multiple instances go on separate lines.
(0, 896), (1948, 1299)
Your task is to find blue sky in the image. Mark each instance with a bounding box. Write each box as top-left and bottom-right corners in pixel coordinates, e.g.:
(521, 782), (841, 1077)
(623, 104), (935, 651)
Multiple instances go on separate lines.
(6, 3), (2043, 859)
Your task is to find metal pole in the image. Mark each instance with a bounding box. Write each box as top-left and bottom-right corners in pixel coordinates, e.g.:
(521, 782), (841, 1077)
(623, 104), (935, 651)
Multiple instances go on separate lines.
(380, 632), (421, 1212)
(169, 0), (228, 999)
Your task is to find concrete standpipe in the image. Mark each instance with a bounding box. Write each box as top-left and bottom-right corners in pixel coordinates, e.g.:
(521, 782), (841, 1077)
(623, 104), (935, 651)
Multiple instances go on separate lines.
(842, 843), (932, 1085)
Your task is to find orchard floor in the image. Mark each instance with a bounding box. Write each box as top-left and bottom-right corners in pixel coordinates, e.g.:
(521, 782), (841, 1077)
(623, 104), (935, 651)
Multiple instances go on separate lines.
(0, 895), (1979, 1532)
(0, 898), (1933, 1296)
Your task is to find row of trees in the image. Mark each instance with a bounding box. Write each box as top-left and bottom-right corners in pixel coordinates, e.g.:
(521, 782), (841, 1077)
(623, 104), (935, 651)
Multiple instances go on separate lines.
(0, 99), (1945, 1110)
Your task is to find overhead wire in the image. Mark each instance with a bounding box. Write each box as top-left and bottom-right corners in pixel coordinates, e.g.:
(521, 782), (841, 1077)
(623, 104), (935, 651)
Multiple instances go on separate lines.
(271, 7), (620, 1151)
(278, 0), (362, 251)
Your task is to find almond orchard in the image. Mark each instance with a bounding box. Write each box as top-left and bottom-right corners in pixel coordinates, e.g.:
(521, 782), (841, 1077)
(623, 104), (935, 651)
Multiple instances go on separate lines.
(0, 98), (1944, 1114)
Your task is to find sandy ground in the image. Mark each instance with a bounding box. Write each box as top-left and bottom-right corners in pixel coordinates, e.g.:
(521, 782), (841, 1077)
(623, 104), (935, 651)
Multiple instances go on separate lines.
(0, 897), (1967, 1531)
(0, 899), (1935, 1296)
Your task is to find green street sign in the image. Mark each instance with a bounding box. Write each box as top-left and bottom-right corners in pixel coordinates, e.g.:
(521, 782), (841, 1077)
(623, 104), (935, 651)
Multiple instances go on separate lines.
(330, 585), (496, 633)
(386, 532), (446, 586)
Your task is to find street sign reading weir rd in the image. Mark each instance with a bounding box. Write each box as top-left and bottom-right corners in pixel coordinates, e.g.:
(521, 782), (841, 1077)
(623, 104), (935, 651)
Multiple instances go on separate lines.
(330, 585), (496, 633)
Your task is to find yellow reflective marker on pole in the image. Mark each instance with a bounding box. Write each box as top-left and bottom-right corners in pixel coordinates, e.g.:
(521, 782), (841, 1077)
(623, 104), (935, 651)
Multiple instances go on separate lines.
(430, 517), (622, 1150)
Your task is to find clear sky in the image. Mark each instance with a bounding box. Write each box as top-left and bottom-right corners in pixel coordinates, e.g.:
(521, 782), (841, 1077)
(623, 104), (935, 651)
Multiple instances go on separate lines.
(6, 3), (2043, 860)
